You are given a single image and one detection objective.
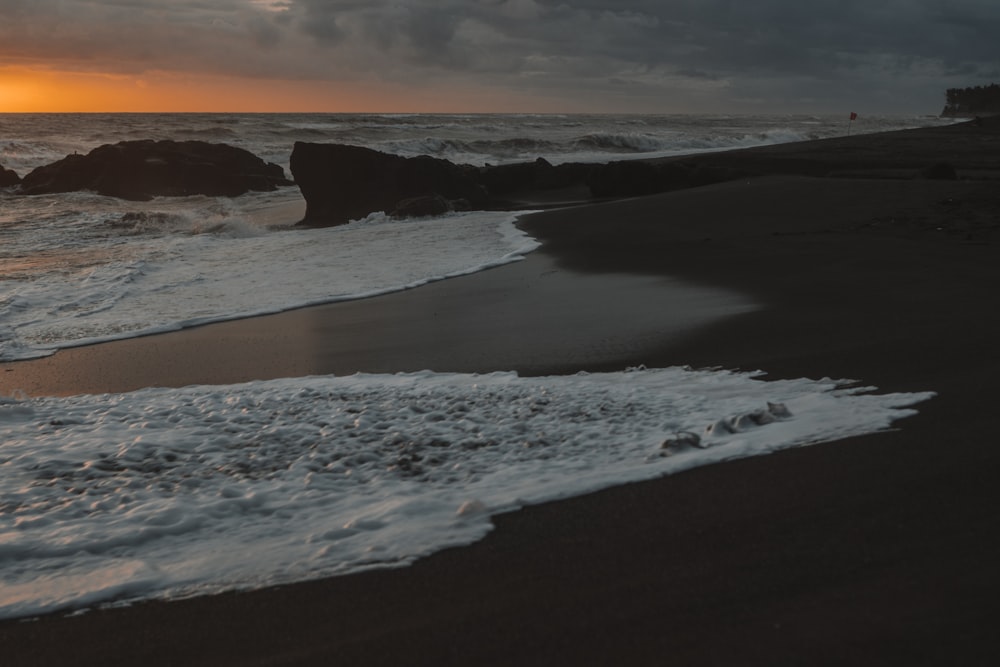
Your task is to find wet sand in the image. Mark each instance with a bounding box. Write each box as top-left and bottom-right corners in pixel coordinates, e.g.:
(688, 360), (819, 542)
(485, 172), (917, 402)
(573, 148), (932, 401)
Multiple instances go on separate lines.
(0, 251), (756, 395)
(2, 120), (1000, 665)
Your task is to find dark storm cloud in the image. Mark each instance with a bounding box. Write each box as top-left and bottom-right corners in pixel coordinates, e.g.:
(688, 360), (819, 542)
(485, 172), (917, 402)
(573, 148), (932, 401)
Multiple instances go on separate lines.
(276, 0), (999, 109)
(0, 1), (301, 76)
(2, 0), (998, 111)
(530, 0), (1000, 77)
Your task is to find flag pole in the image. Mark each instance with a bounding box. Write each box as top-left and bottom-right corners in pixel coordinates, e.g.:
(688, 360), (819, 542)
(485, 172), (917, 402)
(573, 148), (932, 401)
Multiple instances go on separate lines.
(848, 111), (858, 136)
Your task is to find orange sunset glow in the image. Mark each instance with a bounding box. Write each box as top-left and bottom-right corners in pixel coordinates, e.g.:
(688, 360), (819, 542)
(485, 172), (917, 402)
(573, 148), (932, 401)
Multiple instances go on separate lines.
(0, 66), (563, 114)
(1, 67), (407, 113)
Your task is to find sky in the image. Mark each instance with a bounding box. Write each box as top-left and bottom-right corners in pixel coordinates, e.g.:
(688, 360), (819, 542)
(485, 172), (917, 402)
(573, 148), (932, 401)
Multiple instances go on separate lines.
(0, 0), (997, 114)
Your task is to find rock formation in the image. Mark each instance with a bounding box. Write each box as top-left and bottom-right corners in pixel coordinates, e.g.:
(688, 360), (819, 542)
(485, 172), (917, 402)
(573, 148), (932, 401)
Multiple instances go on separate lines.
(473, 157), (593, 196)
(390, 194), (457, 219)
(291, 142), (488, 226)
(0, 164), (20, 188)
(18, 140), (292, 200)
(289, 142), (766, 226)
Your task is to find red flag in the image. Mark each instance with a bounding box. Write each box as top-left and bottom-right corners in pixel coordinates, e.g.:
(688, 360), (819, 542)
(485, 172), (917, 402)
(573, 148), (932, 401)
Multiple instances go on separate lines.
(849, 112), (858, 121)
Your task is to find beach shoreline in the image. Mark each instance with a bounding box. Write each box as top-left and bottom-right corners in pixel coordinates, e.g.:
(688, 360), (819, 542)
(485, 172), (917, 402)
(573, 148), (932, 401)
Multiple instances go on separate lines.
(0, 247), (758, 395)
(3, 122), (1000, 665)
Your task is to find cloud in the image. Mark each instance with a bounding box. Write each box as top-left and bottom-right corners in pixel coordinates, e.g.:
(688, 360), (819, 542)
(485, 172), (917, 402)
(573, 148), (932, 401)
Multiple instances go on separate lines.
(276, 0), (1000, 109)
(1, 0), (998, 111)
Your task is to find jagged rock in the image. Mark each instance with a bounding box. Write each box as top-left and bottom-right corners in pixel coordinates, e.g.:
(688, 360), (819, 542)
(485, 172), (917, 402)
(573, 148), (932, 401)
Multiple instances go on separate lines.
(0, 164), (19, 187)
(19, 140), (292, 201)
(291, 142), (488, 226)
(473, 158), (550, 195)
(391, 194), (453, 219)
(473, 157), (593, 195)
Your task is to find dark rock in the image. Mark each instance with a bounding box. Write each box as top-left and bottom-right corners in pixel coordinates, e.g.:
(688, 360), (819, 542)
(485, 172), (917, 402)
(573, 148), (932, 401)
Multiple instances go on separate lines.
(921, 162), (958, 180)
(540, 162), (596, 190)
(473, 158), (595, 196)
(19, 140), (292, 200)
(391, 194), (453, 219)
(473, 159), (546, 195)
(0, 164), (20, 187)
(291, 142), (488, 226)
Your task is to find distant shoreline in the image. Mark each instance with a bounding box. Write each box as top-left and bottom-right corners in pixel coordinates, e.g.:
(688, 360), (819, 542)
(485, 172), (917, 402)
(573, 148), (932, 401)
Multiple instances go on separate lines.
(940, 110), (1000, 118)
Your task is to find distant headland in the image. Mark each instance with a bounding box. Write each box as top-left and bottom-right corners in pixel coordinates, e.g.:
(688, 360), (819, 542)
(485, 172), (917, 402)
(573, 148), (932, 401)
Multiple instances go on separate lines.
(941, 83), (1000, 117)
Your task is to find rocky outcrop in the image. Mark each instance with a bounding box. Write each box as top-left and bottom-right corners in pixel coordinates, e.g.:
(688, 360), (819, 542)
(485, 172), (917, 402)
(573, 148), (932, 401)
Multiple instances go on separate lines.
(291, 142), (488, 226)
(472, 157), (593, 196)
(391, 194), (457, 219)
(0, 164), (19, 188)
(289, 142), (760, 226)
(19, 140), (292, 200)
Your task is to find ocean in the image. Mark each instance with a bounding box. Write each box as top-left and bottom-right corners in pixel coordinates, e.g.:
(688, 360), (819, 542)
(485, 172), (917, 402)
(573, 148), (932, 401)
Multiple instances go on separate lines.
(0, 112), (953, 361)
(0, 113), (940, 619)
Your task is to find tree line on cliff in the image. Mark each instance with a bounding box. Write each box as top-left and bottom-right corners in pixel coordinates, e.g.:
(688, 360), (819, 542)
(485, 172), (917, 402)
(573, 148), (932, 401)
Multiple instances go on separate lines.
(942, 83), (1000, 117)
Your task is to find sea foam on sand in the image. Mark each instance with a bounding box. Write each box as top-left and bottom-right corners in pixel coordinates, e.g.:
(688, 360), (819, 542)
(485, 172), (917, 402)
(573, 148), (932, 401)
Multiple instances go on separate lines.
(0, 367), (932, 620)
(0, 207), (540, 362)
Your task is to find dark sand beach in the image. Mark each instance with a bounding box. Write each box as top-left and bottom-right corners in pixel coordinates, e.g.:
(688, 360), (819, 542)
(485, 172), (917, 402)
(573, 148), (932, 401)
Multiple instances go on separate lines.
(3, 119), (1000, 665)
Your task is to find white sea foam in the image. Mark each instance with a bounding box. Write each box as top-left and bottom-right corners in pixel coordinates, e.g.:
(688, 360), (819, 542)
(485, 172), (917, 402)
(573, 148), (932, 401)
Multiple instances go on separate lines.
(0, 367), (933, 620)
(0, 204), (539, 361)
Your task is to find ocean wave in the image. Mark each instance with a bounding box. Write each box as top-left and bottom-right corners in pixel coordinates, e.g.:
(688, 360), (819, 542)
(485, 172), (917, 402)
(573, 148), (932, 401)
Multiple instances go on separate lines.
(379, 136), (473, 157)
(102, 208), (266, 239)
(470, 136), (562, 155)
(179, 127), (240, 139)
(0, 368), (932, 619)
(572, 128), (824, 156)
(0, 140), (73, 175)
(379, 136), (569, 164)
(0, 210), (537, 361)
(376, 125), (841, 165)
(573, 132), (673, 153)
(277, 127), (332, 138)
